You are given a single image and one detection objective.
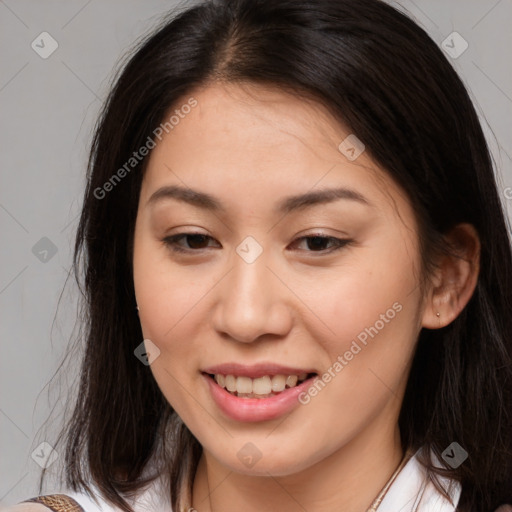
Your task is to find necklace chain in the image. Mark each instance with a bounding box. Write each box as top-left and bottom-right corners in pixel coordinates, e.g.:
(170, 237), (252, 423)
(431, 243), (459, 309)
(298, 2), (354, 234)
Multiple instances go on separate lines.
(366, 451), (411, 512)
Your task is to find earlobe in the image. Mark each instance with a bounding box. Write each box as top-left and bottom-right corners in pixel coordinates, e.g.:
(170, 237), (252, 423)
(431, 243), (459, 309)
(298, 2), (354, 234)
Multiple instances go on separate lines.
(421, 223), (480, 329)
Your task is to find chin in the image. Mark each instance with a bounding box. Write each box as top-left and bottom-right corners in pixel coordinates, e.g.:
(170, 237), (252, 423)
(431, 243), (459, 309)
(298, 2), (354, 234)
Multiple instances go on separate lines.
(207, 444), (319, 477)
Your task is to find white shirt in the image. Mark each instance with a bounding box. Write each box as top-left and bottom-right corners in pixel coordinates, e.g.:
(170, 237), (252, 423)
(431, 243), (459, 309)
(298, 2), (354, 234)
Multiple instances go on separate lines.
(62, 448), (461, 512)
(378, 448), (461, 512)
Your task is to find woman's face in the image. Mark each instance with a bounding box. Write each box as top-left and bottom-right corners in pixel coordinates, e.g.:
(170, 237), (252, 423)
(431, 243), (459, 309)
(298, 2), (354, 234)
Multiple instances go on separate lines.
(133, 82), (428, 476)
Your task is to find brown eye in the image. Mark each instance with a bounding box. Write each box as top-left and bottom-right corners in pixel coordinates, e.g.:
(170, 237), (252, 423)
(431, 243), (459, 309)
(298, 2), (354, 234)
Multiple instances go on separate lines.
(162, 233), (219, 253)
(291, 235), (352, 254)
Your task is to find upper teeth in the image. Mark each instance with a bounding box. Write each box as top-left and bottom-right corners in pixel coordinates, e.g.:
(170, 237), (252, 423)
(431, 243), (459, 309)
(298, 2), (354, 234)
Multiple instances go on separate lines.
(214, 373), (309, 395)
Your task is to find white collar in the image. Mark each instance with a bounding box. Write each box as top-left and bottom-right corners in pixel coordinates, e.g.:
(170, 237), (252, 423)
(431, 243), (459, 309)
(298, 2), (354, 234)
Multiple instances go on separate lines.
(378, 448), (462, 512)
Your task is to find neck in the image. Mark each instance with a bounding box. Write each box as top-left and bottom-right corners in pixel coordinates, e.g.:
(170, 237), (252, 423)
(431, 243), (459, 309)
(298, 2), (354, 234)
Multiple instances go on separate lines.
(191, 422), (404, 512)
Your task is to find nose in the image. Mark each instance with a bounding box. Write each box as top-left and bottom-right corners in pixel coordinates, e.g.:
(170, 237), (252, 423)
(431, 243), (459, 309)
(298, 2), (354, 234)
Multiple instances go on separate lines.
(211, 248), (293, 344)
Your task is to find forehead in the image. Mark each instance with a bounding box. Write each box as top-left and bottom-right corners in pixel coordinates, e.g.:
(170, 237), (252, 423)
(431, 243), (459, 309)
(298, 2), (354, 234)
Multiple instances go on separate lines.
(140, 82), (411, 220)
(158, 82), (348, 157)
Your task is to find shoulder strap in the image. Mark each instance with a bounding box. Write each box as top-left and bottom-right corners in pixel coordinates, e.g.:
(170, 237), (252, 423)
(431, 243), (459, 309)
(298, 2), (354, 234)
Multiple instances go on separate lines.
(21, 494), (86, 512)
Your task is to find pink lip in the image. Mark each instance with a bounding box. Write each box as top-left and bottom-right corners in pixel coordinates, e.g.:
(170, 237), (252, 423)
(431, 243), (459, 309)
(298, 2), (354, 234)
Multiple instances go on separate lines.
(202, 372), (318, 423)
(202, 362), (317, 378)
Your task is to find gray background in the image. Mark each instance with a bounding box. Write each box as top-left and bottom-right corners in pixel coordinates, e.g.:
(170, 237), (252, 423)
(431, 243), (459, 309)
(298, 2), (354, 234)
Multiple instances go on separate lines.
(1, 0), (511, 507)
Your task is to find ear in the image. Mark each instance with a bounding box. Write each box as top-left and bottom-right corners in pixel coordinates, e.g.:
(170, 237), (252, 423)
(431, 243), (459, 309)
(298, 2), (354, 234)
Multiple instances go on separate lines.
(422, 223), (480, 329)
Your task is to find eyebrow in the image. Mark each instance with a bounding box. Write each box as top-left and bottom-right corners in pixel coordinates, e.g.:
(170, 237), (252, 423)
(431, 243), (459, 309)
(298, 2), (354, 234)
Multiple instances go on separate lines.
(146, 184), (372, 214)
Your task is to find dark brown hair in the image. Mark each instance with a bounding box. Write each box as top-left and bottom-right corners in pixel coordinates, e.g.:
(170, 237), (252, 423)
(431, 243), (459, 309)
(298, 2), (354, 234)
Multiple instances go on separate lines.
(38, 0), (512, 511)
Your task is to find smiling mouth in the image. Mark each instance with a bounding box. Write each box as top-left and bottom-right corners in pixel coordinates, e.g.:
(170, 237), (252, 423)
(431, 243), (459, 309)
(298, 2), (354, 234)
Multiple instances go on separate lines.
(204, 372), (317, 399)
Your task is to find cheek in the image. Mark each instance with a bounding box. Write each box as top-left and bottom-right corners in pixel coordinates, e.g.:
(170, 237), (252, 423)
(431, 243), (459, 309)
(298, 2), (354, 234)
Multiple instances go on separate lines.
(297, 285), (419, 451)
(302, 233), (421, 398)
(308, 238), (419, 346)
(133, 236), (211, 417)
(133, 228), (210, 342)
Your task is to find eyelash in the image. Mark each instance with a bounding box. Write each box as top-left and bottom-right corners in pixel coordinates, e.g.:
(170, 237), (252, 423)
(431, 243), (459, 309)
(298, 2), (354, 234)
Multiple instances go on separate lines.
(161, 233), (352, 255)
